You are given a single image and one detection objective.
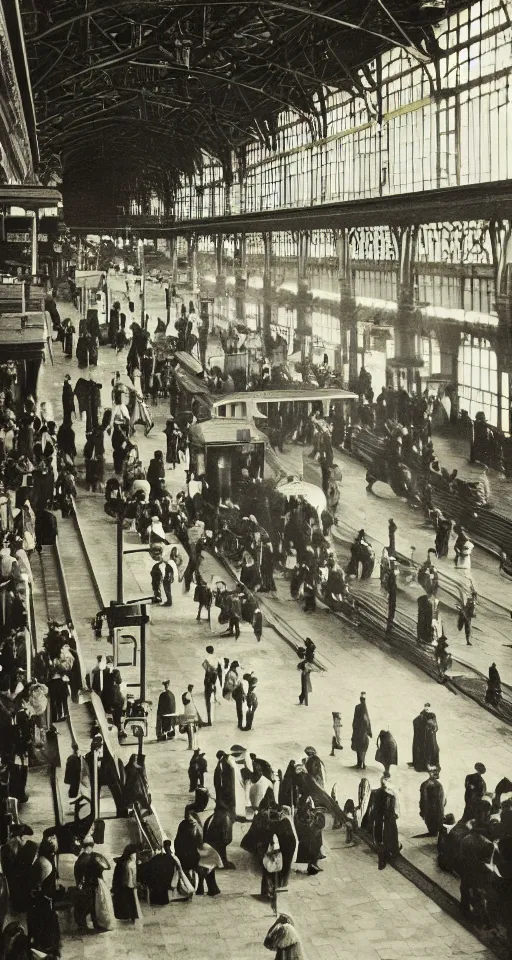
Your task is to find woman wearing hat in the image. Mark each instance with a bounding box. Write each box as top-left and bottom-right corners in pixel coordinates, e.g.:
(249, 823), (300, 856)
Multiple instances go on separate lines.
(259, 533), (276, 593)
(453, 527), (474, 572)
(112, 844), (141, 922)
(1, 823), (37, 913)
(293, 792), (325, 876)
(463, 763), (487, 822)
(303, 747), (326, 790)
(138, 838), (190, 905)
(74, 837), (115, 930)
(147, 450), (166, 502)
(174, 807), (221, 896)
(375, 730), (398, 778)
(419, 767), (446, 836)
(240, 551), (261, 592)
(123, 753), (151, 815)
(412, 703), (439, 772)
(244, 675), (259, 731)
(164, 417), (181, 469)
(372, 775), (401, 870)
(203, 801), (235, 870)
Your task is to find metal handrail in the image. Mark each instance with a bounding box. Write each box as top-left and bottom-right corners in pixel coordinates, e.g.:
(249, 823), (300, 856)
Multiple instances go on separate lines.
(52, 537), (86, 691)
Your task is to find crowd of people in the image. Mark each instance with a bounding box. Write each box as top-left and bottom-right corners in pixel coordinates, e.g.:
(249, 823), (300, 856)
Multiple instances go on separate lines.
(0, 272), (509, 960)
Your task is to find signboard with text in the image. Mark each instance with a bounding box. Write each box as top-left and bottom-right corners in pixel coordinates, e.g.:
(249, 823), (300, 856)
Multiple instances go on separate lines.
(6, 233), (48, 243)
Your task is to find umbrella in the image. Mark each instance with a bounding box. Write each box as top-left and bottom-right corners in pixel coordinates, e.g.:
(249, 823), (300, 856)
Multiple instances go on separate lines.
(276, 479), (327, 516)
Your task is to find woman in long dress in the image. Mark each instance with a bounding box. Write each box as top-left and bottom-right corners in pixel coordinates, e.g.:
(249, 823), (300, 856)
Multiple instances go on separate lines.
(372, 777), (401, 869)
(138, 840), (179, 905)
(375, 730), (398, 777)
(93, 853), (116, 930)
(293, 795), (324, 876)
(259, 535), (276, 592)
(303, 747), (326, 790)
(123, 754), (152, 814)
(412, 705), (440, 771)
(112, 844), (142, 922)
(164, 418), (181, 468)
(454, 529), (474, 572)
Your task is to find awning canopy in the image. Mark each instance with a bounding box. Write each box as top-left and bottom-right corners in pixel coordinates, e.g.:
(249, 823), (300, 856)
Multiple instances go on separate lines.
(0, 184), (62, 209)
(0, 311), (48, 361)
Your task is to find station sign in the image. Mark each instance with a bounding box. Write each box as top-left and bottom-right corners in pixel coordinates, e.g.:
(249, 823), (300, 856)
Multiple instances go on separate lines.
(6, 232), (48, 243)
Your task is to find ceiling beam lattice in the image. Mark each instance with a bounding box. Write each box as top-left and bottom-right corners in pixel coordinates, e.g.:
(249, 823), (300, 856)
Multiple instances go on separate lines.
(20, 0), (470, 205)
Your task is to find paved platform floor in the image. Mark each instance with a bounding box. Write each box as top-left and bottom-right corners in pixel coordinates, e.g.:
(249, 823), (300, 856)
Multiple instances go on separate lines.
(283, 443), (512, 685)
(33, 278), (507, 960)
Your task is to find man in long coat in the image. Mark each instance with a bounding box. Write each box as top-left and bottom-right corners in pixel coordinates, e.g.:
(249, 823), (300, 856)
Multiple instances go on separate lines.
(214, 751), (236, 822)
(156, 681), (176, 740)
(412, 703), (439, 771)
(62, 375), (75, 426)
(419, 766), (446, 836)
(351, 692), (372, 770)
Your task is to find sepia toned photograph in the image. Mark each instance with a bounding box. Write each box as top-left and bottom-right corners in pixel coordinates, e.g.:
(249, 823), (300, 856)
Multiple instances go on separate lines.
(0, 1), (509, 958)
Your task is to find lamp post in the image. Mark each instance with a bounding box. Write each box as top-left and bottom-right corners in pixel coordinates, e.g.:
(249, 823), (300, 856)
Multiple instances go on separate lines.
(117, 514), (124, 603)
(111, 499), (155, 701)
(30, 210), (38, 279)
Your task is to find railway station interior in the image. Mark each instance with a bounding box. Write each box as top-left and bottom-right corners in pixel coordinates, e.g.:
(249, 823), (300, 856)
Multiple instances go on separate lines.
(0, 0), (512, 958)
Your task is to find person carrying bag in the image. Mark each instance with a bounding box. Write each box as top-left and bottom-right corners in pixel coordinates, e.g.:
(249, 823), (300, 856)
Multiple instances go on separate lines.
(261, 834), (283, 899)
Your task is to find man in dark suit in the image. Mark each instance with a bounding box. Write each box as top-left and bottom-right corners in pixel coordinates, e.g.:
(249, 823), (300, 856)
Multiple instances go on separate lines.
(151, 557), (174, 606)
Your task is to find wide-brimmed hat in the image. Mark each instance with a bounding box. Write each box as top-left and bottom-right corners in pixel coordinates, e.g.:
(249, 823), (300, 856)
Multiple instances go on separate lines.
(10, 823), (33, 837)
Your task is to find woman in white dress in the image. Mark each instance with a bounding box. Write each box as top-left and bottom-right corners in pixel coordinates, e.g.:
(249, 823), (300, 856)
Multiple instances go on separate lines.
(454, 528), (474, 572)
(93, 854), (116, 930)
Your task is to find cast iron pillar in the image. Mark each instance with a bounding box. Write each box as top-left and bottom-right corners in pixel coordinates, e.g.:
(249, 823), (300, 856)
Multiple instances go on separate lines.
(335, 227), (358, 385)
(296, 231), (312, 366)
(215, 233), (226, 297)
(391, 225), (422, 394)
(187, 234), (198, 294)
(262, 232), (273, 352)
(234, 233), (247, 322)
(168, 235), (178, 284)
(490, 219), (512, 375)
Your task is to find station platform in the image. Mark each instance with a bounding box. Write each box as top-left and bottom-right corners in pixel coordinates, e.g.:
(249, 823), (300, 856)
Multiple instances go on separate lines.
(33, 282), (504, 960)
(273, 440), (512, 686)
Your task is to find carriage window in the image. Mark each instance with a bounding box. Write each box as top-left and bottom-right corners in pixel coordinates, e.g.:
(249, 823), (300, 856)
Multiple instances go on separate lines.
(218, 405), (226, 417)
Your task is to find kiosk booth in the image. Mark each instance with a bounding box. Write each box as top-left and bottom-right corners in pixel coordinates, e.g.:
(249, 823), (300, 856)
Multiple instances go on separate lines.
(189, 419), (267, 501)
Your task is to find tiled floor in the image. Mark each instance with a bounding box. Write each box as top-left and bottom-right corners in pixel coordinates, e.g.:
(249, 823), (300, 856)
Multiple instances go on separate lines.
(35, 278), (504, 960)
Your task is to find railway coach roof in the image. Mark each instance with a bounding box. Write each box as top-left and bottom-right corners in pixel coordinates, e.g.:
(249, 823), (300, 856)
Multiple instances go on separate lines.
(212, 387), (358, 411)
